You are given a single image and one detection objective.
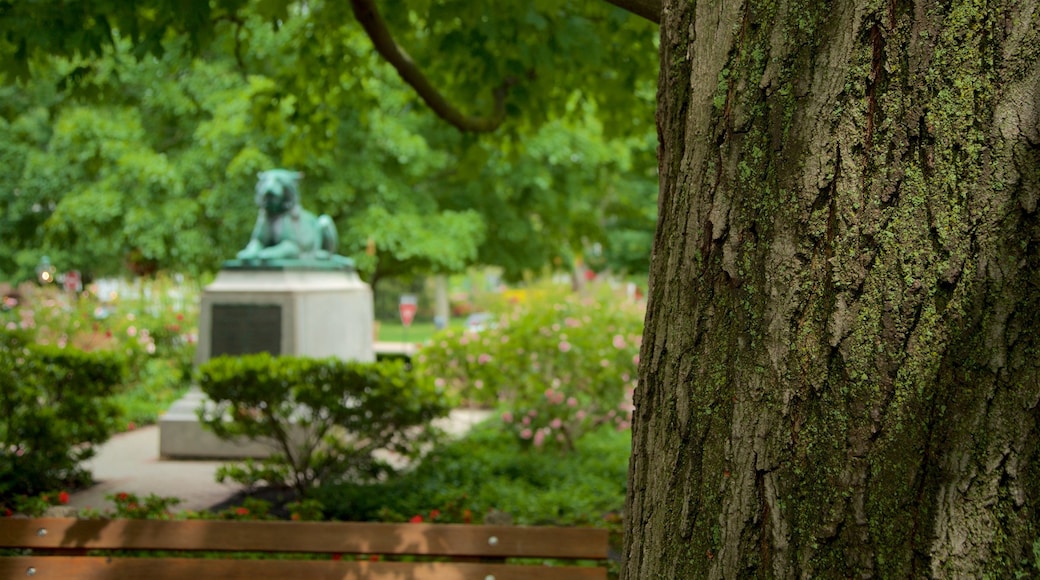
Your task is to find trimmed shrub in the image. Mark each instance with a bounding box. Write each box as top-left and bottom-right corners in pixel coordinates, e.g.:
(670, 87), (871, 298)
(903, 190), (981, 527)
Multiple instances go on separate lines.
(196, 354), (452, 499)
(0, 328), (125, 496)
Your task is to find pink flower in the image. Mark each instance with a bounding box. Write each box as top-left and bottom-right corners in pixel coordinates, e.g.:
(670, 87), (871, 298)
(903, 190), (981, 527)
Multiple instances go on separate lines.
(522, 416), (531, 425)
(600, 359), (610, 367)
(565, 317), (581, 327)
(633, 354), (640, 365)
(474, 379), (484, 389)
(435, 378), (446, 387)
(567, 397), (578, 407)
(533, 429), (546, 447)
(127, 325), (137, 337)
(576, 410), (587, 420)
(613, 335), (626, 349)
(502, 412), (513, 423)
(558, 341), (572, 353)
(550, 418), (562, 429)
(520, 428), (533, 440)
(478, 353), (491, 364)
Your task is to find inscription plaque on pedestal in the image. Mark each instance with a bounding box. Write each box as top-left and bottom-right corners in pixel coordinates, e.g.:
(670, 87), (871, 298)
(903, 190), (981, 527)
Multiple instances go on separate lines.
(210, 304), (282, 357)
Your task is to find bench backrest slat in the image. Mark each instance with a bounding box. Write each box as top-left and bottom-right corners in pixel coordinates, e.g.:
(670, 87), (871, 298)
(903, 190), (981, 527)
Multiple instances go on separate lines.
(0, 556), (609, 580)
(0, 518), (609, 560)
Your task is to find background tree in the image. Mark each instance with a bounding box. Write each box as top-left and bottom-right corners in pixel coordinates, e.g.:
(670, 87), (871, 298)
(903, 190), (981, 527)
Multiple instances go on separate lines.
(0, 0), (658, 291)
(624, 0), (1040, 576)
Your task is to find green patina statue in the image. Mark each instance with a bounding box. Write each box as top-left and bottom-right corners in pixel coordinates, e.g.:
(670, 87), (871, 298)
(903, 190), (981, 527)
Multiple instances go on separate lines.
(229, 169), (354, 270)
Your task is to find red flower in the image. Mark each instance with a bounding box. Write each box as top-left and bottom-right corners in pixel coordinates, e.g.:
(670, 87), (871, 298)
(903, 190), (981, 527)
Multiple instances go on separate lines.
(58, 491), (70, 505)
(3, 508), (12, 517)
(235, 507), (249, 516)
(176, 313), (184, 321)
(331, 553), (343, 561)
(116, 492), (129, 501)
(369, 555), (381, 562)
(409, 515), (423, 523)
(291, 513), (300, 521)
(429, 509), (440, 520)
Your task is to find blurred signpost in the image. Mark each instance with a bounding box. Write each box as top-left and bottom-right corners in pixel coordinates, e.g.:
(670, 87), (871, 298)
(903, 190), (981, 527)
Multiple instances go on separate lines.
(399, 294), (418, 344)
(63, 270), (82, 293)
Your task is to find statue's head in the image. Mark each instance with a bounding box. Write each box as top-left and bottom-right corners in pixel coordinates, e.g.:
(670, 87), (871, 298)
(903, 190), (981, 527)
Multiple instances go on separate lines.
(255, 169), (303, 216)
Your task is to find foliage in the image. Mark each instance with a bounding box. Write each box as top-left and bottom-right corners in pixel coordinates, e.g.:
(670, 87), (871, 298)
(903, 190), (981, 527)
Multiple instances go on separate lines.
(0, 0), (659, 288)
(0, 489), (71, 518)
(0, 328), (125, 496)
(416, 280), (641, 451)
(2, 278), (199, 430)
(106, 492), (183, 520)
(316, 420), (629, 526)
(196, 354), (452, 499)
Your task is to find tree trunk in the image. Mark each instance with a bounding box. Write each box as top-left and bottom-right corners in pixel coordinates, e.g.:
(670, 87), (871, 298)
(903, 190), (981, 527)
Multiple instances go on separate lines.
(624, 0), (1040, 576)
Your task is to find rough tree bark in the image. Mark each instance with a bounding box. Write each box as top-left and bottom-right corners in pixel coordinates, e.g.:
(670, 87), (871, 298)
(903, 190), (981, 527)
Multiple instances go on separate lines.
(624, 0), (1040, 576)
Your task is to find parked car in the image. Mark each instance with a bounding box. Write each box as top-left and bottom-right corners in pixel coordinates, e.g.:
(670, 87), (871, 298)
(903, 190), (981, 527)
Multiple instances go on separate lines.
(465, 312), (494, 333)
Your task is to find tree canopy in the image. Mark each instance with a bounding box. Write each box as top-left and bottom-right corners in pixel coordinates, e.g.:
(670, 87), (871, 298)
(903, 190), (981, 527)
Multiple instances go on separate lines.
(0, 0), (658, 285)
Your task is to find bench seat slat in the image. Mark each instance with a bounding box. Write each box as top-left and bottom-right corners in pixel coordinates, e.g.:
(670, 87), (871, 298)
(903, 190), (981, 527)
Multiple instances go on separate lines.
(0, 556), (608, 580)
(0, 518), (608, 559)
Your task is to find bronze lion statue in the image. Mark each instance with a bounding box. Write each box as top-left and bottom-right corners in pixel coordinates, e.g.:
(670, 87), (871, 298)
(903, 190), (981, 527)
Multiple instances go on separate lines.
(236, 169), (339, 262)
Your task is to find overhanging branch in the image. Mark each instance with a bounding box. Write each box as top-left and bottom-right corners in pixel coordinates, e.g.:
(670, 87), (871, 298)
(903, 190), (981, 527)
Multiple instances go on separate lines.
(603, 0), (661, 24)
(350, 0), (512, 132)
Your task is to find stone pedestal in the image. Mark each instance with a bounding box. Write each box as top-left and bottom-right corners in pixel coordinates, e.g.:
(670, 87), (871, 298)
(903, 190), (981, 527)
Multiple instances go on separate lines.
(194, 268), (374, 365)
(160, 267), (374, 459)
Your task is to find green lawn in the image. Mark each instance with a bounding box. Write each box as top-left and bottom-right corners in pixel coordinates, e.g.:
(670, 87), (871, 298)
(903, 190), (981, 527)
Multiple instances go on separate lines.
(375, 320), (460, 343)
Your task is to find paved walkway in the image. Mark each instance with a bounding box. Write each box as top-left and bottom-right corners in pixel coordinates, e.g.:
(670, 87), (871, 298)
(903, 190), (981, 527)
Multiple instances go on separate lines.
(68, 409), (491, 514)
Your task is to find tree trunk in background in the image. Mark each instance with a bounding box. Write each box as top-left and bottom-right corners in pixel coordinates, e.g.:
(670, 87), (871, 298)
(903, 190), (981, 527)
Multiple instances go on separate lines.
(624, 0), (1040, 576)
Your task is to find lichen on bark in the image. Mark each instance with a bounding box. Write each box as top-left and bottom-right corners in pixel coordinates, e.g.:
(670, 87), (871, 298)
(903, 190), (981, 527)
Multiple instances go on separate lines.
(624, 0), (1040, 576)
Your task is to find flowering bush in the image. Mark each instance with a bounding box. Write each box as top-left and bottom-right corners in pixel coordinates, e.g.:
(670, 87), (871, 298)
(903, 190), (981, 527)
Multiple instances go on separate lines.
(1, 277), (200, 430)
(416, 281), (642, 452)
(107, 492), (182, 519)
(0, 489), (72, 517)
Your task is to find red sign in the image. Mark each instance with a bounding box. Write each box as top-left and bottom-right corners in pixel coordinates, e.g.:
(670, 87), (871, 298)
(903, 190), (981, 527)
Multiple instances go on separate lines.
(399, 303), (417, 327)
(63, 270), (82, 293)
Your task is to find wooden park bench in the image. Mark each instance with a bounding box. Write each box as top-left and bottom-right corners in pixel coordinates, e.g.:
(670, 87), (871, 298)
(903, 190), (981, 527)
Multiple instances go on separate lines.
(0, 517), (609, 579)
